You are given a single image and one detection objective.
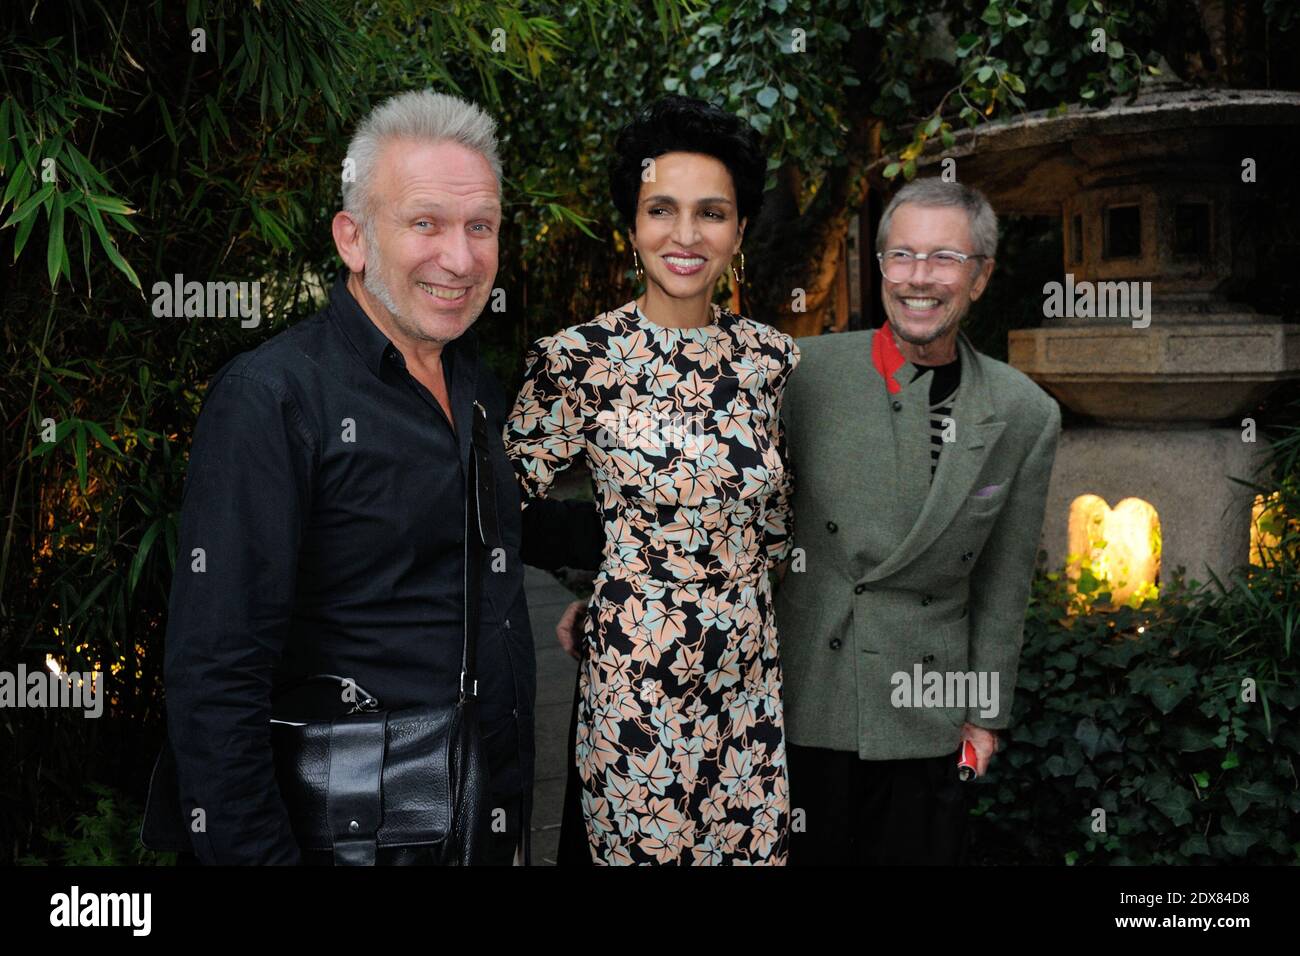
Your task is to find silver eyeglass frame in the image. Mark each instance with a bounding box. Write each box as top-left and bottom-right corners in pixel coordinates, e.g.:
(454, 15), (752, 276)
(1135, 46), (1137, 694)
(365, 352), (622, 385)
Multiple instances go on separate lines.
(876, 249), (988, 284)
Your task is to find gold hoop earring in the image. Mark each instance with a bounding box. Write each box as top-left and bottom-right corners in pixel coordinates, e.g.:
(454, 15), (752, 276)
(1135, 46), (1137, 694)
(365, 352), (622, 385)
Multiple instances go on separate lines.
(730, 250), (746, 285)
(633, 248), (644, 281)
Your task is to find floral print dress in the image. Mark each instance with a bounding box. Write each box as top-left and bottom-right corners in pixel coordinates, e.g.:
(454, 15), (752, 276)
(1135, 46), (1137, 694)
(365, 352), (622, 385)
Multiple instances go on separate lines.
(504, 301), (800, 865)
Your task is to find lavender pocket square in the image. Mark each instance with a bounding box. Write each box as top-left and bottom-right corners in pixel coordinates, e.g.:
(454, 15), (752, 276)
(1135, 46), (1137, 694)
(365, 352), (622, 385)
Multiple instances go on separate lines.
(973, 483), (1003, 498)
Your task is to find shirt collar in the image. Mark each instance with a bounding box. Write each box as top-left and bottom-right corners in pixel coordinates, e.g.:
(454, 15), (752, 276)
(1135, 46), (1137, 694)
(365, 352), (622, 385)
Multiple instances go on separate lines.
(330, 273), (399, 378)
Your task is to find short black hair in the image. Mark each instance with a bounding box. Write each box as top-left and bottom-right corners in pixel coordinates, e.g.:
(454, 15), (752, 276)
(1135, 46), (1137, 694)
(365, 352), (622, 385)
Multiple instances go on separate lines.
(608, 95), (767, 229)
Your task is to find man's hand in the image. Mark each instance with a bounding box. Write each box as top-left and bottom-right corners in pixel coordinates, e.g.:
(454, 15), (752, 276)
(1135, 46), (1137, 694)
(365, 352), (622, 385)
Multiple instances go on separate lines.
(556, 599), (587, 661)
(960, 723), (1000, 777)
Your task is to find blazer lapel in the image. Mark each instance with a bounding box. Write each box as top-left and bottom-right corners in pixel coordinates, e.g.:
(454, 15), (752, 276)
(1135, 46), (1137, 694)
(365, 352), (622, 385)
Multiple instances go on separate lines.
(865, 332), (1006, 583)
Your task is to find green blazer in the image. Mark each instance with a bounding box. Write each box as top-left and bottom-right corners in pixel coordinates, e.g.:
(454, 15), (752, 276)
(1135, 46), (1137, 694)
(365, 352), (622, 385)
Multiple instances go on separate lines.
(773, 328), (1060, 760)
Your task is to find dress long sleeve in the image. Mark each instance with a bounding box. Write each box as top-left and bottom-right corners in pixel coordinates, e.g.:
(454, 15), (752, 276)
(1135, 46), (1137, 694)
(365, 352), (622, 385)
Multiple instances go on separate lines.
(762, 338), (801, 568)
(504, 335), (588, 502)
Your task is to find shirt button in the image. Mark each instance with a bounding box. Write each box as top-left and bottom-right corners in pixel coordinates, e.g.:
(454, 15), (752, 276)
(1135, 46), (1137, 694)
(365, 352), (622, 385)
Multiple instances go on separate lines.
(961, 550), (974, 562)
(922, 654), (935, 664)
(826, 521), (838, 533)
(504, 618), (511, 629)
(891, 400), (903, 412)
(854, 583), (866, 595)
(829, 638), (842, 651)
(921, 594), (932, 606)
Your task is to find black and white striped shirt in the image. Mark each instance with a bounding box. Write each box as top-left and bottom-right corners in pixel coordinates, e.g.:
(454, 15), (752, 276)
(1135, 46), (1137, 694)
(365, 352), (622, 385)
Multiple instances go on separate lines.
(912, 355), (961, 481)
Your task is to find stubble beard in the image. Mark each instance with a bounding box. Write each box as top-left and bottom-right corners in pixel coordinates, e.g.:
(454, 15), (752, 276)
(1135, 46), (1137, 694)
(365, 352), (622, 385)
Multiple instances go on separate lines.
(887, 298), (966, 347)
(360, 223), (455, 347)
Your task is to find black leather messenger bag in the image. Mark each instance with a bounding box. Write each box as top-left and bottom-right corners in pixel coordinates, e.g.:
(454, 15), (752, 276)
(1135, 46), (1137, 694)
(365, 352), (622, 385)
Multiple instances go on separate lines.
(142, 400), (501, 865)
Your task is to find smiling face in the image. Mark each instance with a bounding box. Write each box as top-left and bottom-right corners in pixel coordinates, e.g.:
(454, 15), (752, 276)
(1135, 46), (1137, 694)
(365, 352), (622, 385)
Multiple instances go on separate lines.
(880, 202), (994, 349)
(334, 138), (500, 347)
(632, 151), (745, 305)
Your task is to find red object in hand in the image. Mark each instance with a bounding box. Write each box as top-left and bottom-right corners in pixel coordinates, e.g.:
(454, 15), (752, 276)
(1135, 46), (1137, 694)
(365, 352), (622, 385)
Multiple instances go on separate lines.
(958, 739), (979, 781)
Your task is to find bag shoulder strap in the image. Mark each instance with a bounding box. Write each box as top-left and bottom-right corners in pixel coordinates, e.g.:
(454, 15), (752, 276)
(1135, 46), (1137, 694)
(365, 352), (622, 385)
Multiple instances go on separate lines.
(462, 399), (500, 701)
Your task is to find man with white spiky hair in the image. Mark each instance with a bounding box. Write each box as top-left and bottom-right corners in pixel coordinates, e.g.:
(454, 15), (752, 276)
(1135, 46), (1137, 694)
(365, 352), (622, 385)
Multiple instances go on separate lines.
(159, 90), (599, 866)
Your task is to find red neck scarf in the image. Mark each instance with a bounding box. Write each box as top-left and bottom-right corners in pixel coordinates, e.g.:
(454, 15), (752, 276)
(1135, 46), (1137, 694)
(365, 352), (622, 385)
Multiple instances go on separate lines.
(872, 324), (907, 395)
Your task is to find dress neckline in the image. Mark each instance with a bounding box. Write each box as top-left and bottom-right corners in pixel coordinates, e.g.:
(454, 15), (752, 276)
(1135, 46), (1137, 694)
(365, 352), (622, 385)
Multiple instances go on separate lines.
(626, 301), (726, 340)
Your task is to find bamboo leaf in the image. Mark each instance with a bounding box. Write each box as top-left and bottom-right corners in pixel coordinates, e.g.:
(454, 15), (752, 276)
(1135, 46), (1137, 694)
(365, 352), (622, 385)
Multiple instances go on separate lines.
(73, 421), (88, 492)
(85, 198), (141, 289)
(12, 209), (38, 261)
(83, 420), (123, 456)
(3, 183), (53, 228)
(47, 190), (66, 288)
(129, 519), (165, 597)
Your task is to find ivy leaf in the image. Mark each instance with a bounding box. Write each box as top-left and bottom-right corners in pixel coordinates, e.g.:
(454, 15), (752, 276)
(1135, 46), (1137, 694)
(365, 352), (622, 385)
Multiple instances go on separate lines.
(1226, 780), (1280, 816)
(1148, 781), (1195, 826)
(755, 86), (780, 109)
(1213, 814), (1261, 856)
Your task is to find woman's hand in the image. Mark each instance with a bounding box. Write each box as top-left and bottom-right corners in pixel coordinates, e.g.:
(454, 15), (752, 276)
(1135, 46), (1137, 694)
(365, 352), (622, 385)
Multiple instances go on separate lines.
(556, 599), (587, 660)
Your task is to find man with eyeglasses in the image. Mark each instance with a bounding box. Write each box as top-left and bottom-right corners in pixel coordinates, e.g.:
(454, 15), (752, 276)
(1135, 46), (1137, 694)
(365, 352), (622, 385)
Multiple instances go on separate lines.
(772, 178), (1061, 865)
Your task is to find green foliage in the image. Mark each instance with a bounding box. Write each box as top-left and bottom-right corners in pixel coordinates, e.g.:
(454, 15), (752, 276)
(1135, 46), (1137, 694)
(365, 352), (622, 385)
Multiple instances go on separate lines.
(19, 784), (175, 866)
(0, 0), (640, 864)
(969, 416), (1300, 864)
(874, 0), (1166, 180)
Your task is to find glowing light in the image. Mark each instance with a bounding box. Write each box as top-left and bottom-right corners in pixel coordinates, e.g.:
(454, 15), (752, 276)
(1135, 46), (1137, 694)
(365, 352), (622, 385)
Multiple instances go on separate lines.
(45, 655), (61, 675)
(1250, 492), (1286, 566)
(1067, 494), (1161, 607)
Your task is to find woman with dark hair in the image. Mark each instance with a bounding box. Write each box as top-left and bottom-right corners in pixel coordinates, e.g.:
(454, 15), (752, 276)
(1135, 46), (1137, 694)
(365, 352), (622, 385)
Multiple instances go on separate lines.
(505, 96), (799, 865)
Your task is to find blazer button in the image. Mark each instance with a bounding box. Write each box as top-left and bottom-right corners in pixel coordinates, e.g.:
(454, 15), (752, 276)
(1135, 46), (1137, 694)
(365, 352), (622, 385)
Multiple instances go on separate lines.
(922, 654), (935, 664)
(829, 638), (843, 651)
(826, 521), (838, 533)
(961, 550), (974, 562)
(854, 583), (866, 595)
(891, 400), (903, 412)
(921, 594), (932, 606)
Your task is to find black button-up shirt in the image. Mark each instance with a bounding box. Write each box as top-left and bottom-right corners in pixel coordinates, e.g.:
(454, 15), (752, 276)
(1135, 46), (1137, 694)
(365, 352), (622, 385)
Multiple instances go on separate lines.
(163, 275), (536, 864)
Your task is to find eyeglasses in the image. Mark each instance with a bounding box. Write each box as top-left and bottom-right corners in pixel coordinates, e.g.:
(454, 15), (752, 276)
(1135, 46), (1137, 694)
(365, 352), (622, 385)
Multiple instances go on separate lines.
(876, 249), (987, 284)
